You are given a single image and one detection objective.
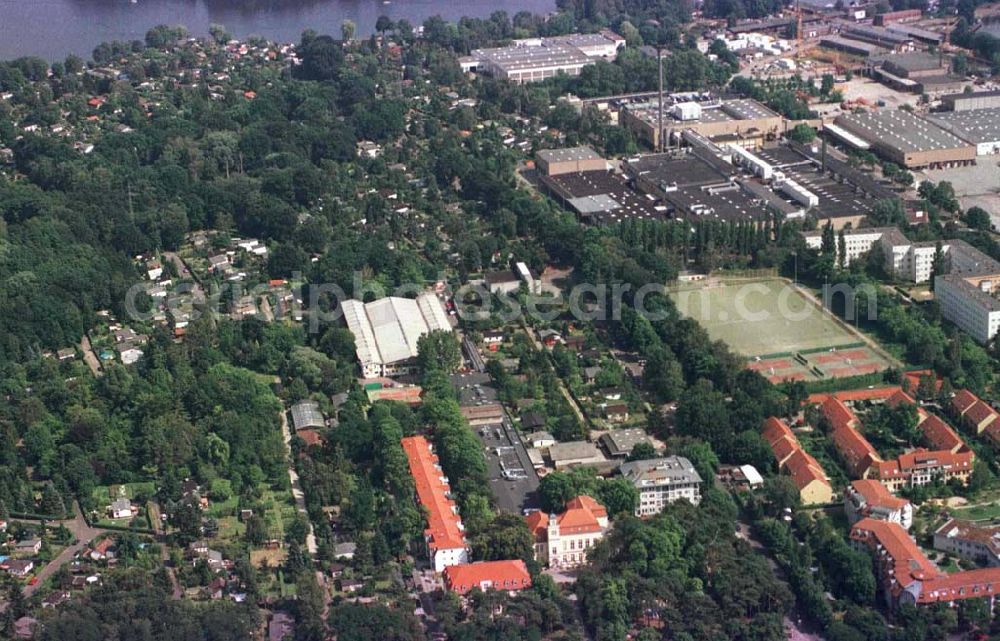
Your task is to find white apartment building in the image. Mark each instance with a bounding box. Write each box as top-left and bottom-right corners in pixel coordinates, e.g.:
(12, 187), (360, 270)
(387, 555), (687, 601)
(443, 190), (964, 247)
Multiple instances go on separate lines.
(802, 227), (891, 268)
(619, 456), (702, 516)
(934, 518), (1000, 567)
(935, 275), (1000, 344)
(804, 226), (1000, 343)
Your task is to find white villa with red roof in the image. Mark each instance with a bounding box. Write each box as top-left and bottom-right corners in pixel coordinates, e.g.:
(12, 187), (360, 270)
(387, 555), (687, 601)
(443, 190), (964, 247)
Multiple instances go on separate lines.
(525, 495), (609, 568)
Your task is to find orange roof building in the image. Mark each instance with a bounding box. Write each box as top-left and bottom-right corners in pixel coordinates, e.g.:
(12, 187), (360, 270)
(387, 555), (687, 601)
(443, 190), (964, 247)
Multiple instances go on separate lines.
(443, 560), (532, 595)
(401, 436), (470, 572)
(525, 495), (609, 569)
(851, 518), (1000, 608)
(952, 389), (979, 417)
(887, 390), (968, 454)
(902, 369), (942, 395)
(761, 417), (832, 506)
(920, 414), (965, 454)
(845, 479), (913, 530)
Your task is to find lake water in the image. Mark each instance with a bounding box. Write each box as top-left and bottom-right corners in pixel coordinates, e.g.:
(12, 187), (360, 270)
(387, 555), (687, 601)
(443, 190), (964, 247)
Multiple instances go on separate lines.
(0, 0), (556, 61)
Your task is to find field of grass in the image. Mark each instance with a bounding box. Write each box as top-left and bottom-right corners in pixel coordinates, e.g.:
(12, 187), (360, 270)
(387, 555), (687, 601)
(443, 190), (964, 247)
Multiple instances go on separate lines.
(668, 279), (860, 358)
(952, 501), (1000, 522)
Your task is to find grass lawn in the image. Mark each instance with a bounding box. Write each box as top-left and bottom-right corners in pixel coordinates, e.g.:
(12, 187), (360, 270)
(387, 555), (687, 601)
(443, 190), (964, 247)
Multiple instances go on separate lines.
(668, 279), (860, 358)
(92, 482), (156, 505)
(260, 488), (296, 541)
(952, 501), (1000, 522)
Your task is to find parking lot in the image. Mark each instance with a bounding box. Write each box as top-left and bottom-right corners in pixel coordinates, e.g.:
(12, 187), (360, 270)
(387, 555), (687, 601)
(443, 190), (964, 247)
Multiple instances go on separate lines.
(918, 160), (1000, 227)
(452, 373), (540, 514)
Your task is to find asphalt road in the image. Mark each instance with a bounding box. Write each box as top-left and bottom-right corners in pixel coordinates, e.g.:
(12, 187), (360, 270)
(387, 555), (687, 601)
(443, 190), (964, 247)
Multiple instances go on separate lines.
(23, 503), (105, 598)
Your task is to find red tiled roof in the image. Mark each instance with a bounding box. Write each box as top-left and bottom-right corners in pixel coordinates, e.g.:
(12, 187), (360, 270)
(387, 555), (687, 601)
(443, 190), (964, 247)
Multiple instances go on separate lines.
(525, 511), (547, 541)
(852, 518), (1000, 605)
(850, 480), (909, 511)
(919, 414), (965, 453)
(771, 435), (799, 465)
(851, 518), (938, 593)
(808, 387), (902, 405)
(903, 369), (941, 394)
(401, 436), (468, 552)
(952, 389), (978, 415)
(885, 389), (916, 408)
(558, 495), (607, 535)
(761, 417), (831, 493)
(443, 560), (532, 595)
(821, 396), (858, 430)
(966, 400), (998, 429)
(762, 416), (794, 446)
(785, 449), (830, 492)
(296, 429), (324, 447)
(896, 448), (974, 473)
(830, 422), (881, 478)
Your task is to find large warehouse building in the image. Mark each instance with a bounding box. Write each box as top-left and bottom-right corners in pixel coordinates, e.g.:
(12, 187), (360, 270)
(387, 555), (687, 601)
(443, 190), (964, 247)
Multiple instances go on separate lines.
(535, 146), (608, 176)
(928, 108), (1000, 155)
(460, 31), (625, 83)
(342, 293), (452, 377)
(941, 89), (1000, 112)
(621, 97), (784, 149)
(833, 110), (976, 169)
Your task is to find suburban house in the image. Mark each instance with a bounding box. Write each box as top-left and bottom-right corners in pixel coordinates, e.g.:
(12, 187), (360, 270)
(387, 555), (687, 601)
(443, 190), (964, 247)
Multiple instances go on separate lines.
(602, 403), (630, 423)
(443, 560), (532, 595)
(109, 497), (133, 519)
(844, 479), (913, 530)
(15, 539), (42, 556)
(619, 456), (702, 516)
(851, 518), (1000, 608)
(524, 431), (556, 449)
(934, 518), (1000, 567)
(482, 330), (505, 350)
(5, 559), (34, 578)
(521, 411), (547, 431)
(525, 495), (609, 568)
(762, 417), (833, 506)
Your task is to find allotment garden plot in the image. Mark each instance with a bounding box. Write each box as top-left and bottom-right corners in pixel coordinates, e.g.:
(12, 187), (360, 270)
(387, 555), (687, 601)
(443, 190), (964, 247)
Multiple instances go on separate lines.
(668, 278), (894, 383)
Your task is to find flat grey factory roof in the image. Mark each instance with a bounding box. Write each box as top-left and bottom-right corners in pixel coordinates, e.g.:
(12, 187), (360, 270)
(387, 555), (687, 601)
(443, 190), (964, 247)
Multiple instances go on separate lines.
(836, 110), (970, 153)
(754, 147), (875, 218)
(666, 182), (773, 221)
(928, 108), (1000, 144)
(628, 102), (735, 125)
(722, 98), (779, 120)
(540, 170), (667, 222)
(626, 153), (733, 187)
(944, 89), (1000, 101)
(536, 146), (603, 163)
(820, 36), (884, 55)
(473, 43), (590, 72)
(878, 51), (946, 73)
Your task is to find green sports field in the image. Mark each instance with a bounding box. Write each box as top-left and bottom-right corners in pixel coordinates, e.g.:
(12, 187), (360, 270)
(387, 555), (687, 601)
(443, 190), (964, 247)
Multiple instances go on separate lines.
(668, 279), (859, 358)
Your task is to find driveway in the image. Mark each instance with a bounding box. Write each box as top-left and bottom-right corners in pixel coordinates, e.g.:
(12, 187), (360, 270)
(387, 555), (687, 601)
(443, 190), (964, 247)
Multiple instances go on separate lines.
(279, 409), (318, 555)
